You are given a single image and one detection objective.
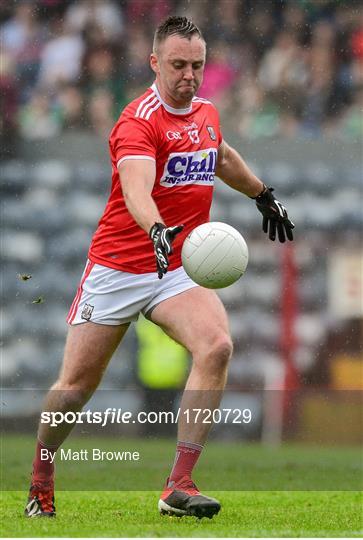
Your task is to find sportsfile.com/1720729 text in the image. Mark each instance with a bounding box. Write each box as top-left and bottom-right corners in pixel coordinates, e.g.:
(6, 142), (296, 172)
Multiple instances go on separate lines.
(40, 408), (252, 428)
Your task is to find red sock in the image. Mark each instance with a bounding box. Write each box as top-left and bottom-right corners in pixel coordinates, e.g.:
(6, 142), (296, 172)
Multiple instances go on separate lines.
(169, 441), (203, 482)
(32, 440), (59, 483)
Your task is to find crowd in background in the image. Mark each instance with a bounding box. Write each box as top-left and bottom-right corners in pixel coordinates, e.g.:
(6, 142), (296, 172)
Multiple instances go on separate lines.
(1, 0), (362, 144)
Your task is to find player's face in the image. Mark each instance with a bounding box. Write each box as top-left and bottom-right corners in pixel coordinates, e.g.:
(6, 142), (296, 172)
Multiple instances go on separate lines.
(151, 35), (206, 107)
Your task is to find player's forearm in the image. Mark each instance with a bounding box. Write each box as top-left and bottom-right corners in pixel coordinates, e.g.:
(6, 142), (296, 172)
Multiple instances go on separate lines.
(216, 144), (264, 198)
(119, 160), (163, 234)
(123, 188), (163, 234)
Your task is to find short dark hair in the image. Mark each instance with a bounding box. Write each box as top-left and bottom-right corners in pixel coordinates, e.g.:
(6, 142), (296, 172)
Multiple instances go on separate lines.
(153, 16), (204, 52)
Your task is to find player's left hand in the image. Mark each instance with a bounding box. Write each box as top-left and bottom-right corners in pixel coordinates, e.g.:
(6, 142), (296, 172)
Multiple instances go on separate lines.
(253, 185), (294, 242)
(149, 222), (184, 279)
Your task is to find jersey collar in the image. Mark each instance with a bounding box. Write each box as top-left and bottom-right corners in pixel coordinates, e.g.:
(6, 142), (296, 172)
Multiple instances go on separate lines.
(151, 83), (192, 115)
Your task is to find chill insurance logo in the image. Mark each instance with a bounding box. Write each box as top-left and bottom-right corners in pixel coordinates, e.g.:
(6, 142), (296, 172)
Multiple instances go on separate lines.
(160, 148), (217, 187)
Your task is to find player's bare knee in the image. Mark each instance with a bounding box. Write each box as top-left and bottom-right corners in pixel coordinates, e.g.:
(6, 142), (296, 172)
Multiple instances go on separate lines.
(210, 336), (233, 366)
(195, 335), (233, 373)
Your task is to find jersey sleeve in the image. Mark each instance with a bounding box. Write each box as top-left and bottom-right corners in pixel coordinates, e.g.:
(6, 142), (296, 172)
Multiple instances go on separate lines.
(215, 106), (223, 146)
(111, 113), (158, 168)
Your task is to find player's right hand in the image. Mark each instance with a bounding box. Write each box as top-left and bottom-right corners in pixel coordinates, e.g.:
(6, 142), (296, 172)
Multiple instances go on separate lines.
(149, 222), (184, 279)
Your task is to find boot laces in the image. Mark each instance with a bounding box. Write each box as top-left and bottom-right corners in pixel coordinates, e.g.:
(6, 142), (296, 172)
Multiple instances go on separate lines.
(175, 476), (200, 495)
(30, 481), (55, 513)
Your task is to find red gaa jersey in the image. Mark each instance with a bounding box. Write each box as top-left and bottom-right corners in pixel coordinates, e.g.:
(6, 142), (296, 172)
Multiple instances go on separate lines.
(88, 82), (222, 273)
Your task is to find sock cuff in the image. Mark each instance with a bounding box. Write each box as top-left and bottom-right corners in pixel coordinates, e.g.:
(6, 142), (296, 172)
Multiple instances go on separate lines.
(38, 438), (60, 450)
(177, 441), (203, 452)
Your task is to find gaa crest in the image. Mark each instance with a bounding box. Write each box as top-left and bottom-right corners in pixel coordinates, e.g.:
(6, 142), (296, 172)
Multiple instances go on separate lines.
(207, 125), (216, 141)
(81, 303), (94, 321)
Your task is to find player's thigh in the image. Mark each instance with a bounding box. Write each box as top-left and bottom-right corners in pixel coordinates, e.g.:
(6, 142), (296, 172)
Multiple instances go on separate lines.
(58, 321), (130, 389)
(150, 286), (231, 356)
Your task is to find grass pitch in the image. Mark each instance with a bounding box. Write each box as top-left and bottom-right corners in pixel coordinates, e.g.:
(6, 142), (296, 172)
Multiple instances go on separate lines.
(1, 435), (362, 537)
(2, 490), (362, 537)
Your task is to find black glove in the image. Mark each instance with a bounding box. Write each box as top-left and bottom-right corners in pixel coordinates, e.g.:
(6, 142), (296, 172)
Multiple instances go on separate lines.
(253, 185), (294, 242)
(149, 222), (184, 279)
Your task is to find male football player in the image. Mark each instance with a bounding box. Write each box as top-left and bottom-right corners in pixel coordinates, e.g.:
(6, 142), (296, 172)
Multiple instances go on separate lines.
(25, 16), (294, 519)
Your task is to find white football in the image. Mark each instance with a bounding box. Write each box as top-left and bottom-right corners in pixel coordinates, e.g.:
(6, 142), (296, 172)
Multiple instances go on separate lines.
(181, 222), (249, 289)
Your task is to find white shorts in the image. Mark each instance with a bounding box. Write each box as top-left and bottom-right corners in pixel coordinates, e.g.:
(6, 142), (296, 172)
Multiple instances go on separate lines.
(66, 261), (199, 326)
